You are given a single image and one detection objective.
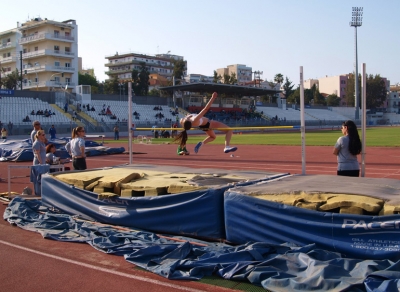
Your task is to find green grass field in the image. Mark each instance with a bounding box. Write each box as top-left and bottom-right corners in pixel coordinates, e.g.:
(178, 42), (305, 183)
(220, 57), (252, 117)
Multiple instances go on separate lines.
(105, 127), (400, 147)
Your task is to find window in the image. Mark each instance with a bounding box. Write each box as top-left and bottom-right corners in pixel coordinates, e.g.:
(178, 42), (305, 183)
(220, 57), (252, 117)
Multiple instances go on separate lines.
(65, 78), (71, 84)
(55, 61), (60, 67)
(54, 30), (60, 37)
(54, 45), (60, 51)
(7, 52), (10, 57)
(65, 32), (70, 37)
(34, 77), (38, 83)
(23, 48), (27, 53)
(34, 46), (38, 51)
(54, 76), (60, 83)
(65, 63), (70, 68)
(65, 47), (70, 53)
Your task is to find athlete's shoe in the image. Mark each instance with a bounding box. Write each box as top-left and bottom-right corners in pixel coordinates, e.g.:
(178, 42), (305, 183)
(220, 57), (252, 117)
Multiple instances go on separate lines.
(224, 146), (237, 153)
(194, 142), (203, 153)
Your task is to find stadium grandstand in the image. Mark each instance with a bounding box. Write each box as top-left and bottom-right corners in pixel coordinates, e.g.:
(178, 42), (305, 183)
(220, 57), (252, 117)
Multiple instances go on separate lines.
(1, 83), (394, 136)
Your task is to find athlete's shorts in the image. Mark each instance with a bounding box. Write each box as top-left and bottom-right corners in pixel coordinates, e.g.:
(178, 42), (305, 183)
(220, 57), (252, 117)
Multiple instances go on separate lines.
(198, 122), (211, 131)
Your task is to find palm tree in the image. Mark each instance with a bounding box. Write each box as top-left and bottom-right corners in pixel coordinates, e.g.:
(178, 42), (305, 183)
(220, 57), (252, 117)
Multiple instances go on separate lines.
(274, 73), (284, 84)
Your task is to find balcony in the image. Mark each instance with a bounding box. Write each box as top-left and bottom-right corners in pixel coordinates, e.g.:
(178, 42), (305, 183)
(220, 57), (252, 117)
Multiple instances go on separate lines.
(105, 68), (131, 75)
(0, 42), (16, 51)
(22, 49), (75, 60)
(19, 33), (75, 45)
(0, 56), (17, 64)
(22, 80), (75, 89)
(23, 65), (75, 73)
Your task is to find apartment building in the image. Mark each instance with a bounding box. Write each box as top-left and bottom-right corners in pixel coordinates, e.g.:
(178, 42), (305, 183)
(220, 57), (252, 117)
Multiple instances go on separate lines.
(0, 18), (78, 92)
(215, 64), (252, 85)
(0, 28), (22, 84)
(105, 52), (186, 81)
(184, 73), (213, 83)
(317, 75), (348, 106)
(303, 79), (319, 90)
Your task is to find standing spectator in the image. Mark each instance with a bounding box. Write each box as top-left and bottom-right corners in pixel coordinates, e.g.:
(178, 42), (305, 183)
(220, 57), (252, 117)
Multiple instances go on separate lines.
(32, 130), (47, 165)
(333, 120), (362, 177)
(1, 127), (7, 139)
(64, 102), (68, 113)
(8, 121), (13, 136)
(113, 125), (119, 140)
(69, 126), (87, 170)
(31, 120), (41, 142)
(49, 125), (57, 140)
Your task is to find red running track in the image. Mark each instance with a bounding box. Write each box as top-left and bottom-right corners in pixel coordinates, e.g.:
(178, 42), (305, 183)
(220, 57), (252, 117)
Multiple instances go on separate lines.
(0, 142), (399, 291)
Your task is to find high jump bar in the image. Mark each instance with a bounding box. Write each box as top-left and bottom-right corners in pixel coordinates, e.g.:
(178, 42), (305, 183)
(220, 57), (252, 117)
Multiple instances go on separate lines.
(135, 125), (298, 131)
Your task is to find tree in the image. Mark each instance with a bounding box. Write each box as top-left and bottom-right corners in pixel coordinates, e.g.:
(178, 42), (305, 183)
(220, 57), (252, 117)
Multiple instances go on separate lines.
(282, 77), (295, 99)
(326, 94), (341, 106)
(131, 62), (150, 96)
(103, 76), (119, 94)
(287, 87), (300, 105)
(138, 62), (150, 95)
(2, 69), (20, 90)
(312, 85), (326, 106)
(223, 74), (230, 84)
(287, 87), (314, 105)
(365, 74), (387, 109)
(274, 73), (284, 84)
(229, 72), (237, 84)
(148, 88), (160, 96)
(78, 72), (99, 94)
(213, 70), (222, 83)
(345, 73), (361, 107)
(172, 59), (186, 84)
(346, 73), (387, 109)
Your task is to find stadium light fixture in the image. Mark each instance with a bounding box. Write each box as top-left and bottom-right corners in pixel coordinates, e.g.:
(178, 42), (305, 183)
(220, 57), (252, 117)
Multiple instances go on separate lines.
(350, 7), (363, 121)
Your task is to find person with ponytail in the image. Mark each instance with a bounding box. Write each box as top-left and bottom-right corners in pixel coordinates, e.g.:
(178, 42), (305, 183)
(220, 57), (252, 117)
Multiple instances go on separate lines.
(32, 129), (47, 165)
(173, 92), (237, 154)
(333, 120), (362, 177)
(70, 126), (87, 170)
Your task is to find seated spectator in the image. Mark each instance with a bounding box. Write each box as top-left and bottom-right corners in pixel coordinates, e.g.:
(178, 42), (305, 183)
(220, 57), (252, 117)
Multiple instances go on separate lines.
(110, 114), (117, 120)
(91, 106), (95, 111)
(31, 110), (35, 115)
(106, 106), (112, 115)
(23, 115), (31, 122)
(46, 143), (70, 171)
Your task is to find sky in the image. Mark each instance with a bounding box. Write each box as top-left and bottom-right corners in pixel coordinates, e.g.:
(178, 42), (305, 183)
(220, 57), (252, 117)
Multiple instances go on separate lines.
(2, 0), (399, 86)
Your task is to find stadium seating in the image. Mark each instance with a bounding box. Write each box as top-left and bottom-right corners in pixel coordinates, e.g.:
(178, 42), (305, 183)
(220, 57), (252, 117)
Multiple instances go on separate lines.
(1, 96), (71, 126)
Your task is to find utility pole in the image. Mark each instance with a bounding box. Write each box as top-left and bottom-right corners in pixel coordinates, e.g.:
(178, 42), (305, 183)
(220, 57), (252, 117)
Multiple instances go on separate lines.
(350, 7), (363, 121)
(20, 51), (23, 90)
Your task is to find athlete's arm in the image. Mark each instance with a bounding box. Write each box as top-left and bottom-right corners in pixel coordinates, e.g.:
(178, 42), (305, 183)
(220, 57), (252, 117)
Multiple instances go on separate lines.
(194, 92), (218, 122)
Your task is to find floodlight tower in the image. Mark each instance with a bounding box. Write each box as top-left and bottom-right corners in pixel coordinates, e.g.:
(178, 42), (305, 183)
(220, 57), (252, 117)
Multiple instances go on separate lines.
(350, 7), (363, 121)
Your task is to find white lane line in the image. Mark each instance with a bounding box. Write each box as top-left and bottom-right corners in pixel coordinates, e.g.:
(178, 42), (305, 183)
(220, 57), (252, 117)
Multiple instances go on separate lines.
(0, 240), (206, 292)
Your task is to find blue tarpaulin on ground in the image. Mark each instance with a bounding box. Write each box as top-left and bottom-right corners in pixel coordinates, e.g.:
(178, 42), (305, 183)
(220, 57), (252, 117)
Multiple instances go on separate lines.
(0, 138), (125, 162)
(4, 197), (400, 292)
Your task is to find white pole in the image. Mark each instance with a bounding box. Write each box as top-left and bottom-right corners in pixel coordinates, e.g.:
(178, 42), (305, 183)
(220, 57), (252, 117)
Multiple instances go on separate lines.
(300, 66), (306, 175)
(361, 63), (366, 177)
(128, 82), (133, 165)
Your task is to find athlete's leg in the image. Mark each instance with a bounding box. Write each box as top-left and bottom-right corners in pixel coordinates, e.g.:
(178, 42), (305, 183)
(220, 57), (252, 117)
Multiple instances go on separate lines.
(209, 121), (232, 147)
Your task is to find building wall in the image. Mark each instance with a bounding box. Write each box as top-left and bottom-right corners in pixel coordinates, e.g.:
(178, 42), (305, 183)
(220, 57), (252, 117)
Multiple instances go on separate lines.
(215, 64), (252, 85)
(19, 18), (78, 92)
(303, 79), (319, 90)
(0, 18), (79, 93)
(0, 28), (22, 81)
(318, 75), (348, 106)
(105, 52), (186, 81)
